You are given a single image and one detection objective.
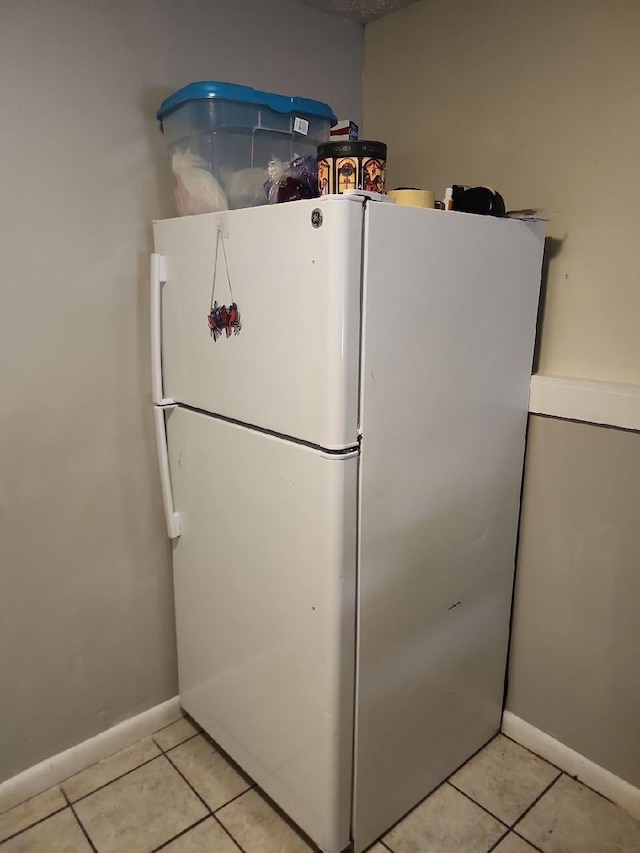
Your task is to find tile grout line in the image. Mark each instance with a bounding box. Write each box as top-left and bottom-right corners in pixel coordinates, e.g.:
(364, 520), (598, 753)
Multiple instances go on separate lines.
(511, 830), (547, 853)
(148, 815), (211, 852)
(156, 749), (216, 815)
(0, 791), (59, 822)
(69, 731), (252, 853)
(0, 737), (177, 824)
(238, 786), (321, 852)
(510, 771), (563, 835)
(155, 734), (256, 816)
(61, 732), (249, 853)
(500, 732), (565, 776)
(62, 790), (99, 853)
(485, 828), (511, 853)
(447, 764), (561, 852)
(152, 715), (191, 735)
(2, 729), (579, 853)
(444, 733), (503, 786)
(1, 730), (197, 820)
(66, 728), (241, 853)
(65, 751), (163, 806)
(446, 781), (510, 829)
(159, 729), (319, 851)
(159, 742), (252, 853)
(500, 732), (621, 818)
(157, 732), (264, 821)
(211, 812), (247, 852)
(59, 729), (200, 809)
(371, 777), (450, 846)
(0, 729), (200, 848)
(542, 765), (627, 809)
(485, 829), (547, 853)
(378, 733), (508, 851)
(213, 786), (258, 817)
(156, 731), (202, 754)
(48, 725), (572, 853)
(0, 804), (68, 846)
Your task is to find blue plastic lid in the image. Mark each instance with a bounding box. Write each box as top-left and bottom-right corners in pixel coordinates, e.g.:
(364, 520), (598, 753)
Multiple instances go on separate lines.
(157, 81), (337, 127)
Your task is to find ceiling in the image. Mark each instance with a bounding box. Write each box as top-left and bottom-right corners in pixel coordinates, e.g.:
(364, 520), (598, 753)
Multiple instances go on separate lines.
(298, 0), (419, 24)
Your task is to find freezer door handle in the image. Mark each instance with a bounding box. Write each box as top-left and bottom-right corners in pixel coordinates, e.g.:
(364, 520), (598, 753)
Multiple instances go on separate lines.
(150, 253), (175, 406)
(153, 405), (182, 539)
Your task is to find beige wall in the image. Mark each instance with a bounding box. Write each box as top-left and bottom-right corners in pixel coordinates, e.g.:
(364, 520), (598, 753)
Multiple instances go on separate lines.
(508, 416), (640, 788)
(364, 0), (640, 383)
(0, 0), (362, 783)
(364, 0), (640, 788)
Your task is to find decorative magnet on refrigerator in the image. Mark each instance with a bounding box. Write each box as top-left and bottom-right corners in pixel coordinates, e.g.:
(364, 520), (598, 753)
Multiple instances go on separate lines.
(208, 224), (241, 341)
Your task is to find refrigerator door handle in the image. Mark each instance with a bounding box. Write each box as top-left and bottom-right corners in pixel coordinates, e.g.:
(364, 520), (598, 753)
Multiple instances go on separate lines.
(153, 405), (182, 539)
(150, 253), (175, 406)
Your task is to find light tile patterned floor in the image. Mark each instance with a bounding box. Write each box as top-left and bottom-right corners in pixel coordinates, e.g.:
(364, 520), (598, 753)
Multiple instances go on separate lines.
(1, 721), (639, 852)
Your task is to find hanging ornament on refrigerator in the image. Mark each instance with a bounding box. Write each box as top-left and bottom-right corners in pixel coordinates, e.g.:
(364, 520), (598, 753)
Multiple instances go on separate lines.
(208, 224), (241, 341)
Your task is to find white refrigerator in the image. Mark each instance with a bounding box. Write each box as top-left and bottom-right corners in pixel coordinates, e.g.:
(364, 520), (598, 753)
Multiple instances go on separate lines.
(151, 194), (544, 853)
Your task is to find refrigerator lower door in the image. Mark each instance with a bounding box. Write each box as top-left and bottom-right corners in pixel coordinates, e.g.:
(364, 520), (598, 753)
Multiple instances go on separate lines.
(153, 196), (363, 451)
(166, 406), (357, 853)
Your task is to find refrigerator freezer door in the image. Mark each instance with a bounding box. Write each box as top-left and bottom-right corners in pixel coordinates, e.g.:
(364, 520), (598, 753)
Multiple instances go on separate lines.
(153, 197), (363, 451)
(354, 206), (544, 851)
(166, 406), (357, 853)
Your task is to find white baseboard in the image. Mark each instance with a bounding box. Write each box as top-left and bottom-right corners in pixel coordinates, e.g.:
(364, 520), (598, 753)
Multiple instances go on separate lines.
(0, 696), (181, 814)
(502, 710), (640, 819)
(529, 374), (640, 431)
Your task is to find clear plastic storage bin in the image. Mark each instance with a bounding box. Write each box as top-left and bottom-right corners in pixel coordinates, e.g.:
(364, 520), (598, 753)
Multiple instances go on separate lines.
(157, 81), (336, 215)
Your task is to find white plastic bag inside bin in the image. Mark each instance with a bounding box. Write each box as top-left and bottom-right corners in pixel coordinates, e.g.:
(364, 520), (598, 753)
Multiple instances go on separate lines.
(171, 149), (229, 216)
(225, 167), (268, 209)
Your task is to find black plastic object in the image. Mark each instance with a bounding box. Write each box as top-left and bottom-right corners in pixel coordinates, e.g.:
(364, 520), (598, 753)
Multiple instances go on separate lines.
(452, 185), (506, 217)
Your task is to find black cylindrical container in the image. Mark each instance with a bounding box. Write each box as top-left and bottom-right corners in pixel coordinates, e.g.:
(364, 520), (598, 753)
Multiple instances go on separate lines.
(318, 141), (387, 196)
